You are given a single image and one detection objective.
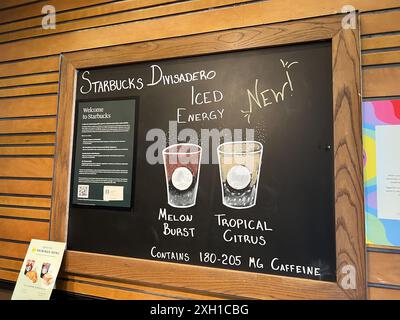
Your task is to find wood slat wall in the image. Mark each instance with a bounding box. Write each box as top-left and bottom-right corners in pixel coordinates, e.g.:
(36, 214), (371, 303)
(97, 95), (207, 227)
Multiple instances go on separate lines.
(0, 0), (399, 300)
(0, 241), (28, 260)
(0, 1), (39, 11)
(0, 56), (59, 78)
(361, 4), (400, 301)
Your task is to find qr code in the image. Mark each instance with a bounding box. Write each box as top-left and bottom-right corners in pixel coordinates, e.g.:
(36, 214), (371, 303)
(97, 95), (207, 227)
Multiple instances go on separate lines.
(77, 184), (89, 198)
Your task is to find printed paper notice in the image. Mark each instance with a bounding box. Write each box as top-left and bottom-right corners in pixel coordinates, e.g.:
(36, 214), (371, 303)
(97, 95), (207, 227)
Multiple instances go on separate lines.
(104, 185), (124, 201)
(11, 239), (66, 300)
(376, 125), (400, 220)
(71, 99), (136, 208)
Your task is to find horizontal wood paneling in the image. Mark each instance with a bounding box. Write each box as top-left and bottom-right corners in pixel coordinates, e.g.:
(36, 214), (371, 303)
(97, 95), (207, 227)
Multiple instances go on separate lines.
(0, 158), (53, 178)
(0, 118), (56, 134)
(0, 0), (398, 301)
(0, 134), (55, 145)
(368, 251), (400, 286)
(0, 241), (28, 259)
(363, 50), (400, 66)
(0, 96), (57, 118)
(0, 196), (51, 208)
(0, 84), (58, 98)
(1, 0), (397, 36)
(0, 0), (180, 34)
(0, 0), (253, 43)
(0, 179), (52, 196)
(0, 146), (55, 155)
(0, 258), (22, 271)
(0, 56), (59, 78)
(369, 287), (400, 300)
(0, 0), (399, 62)
(0, 207), (50, 219)
(0, 218), (49, 241)
(0, 73), (59, 89)
(0, 0), (117, 24)
(0, 269), (18, 282)
(0, 0), (38, 10)
(363, 67), (400, 97)
(361, 10), (400, 35)
(363, 0), (400, 294)
(362, 34), (400, 50)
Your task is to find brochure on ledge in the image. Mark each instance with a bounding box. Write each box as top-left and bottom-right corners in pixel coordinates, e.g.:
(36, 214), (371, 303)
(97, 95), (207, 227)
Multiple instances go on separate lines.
(11, 239), (66, 300)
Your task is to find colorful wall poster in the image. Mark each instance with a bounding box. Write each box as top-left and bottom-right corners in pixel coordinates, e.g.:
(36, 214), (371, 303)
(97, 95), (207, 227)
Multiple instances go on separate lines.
(363, 99), (400, 247)
(11, 239), (66, 300)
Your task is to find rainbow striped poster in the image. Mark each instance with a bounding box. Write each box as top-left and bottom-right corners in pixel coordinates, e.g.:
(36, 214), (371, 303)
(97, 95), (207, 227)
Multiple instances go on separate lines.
(363, 99), (400, 247)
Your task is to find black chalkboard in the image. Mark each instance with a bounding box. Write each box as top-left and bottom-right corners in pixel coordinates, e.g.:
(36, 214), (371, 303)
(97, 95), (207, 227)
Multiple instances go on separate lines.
(68, 40), (336, 282)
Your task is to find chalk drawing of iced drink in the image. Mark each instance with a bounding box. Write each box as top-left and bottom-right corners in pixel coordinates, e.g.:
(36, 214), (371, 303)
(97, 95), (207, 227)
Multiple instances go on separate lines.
(163, 143), (202, 208)
(217, 141), (263, 209)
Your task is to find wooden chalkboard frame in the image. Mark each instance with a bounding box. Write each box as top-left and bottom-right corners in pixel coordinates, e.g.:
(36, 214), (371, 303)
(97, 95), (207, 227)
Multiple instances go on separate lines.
(51, 14), (365, 299)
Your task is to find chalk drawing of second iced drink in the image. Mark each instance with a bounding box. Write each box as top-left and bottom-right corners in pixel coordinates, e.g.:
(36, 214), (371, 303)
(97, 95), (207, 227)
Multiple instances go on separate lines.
(163, 143), (202, 208)
(217, 141), (263, 209)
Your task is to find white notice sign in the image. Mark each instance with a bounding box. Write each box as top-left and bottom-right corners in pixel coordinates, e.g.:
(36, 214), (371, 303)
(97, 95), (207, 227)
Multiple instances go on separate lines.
(103, 185), (124, 201)
(11, 239), (66, 300)
(376, 125), (400, 220)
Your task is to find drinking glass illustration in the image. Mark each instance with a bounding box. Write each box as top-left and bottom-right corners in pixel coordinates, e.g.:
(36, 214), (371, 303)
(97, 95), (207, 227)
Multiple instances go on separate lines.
(217, 141), (263, 209)
(163, 143), (202, 208)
